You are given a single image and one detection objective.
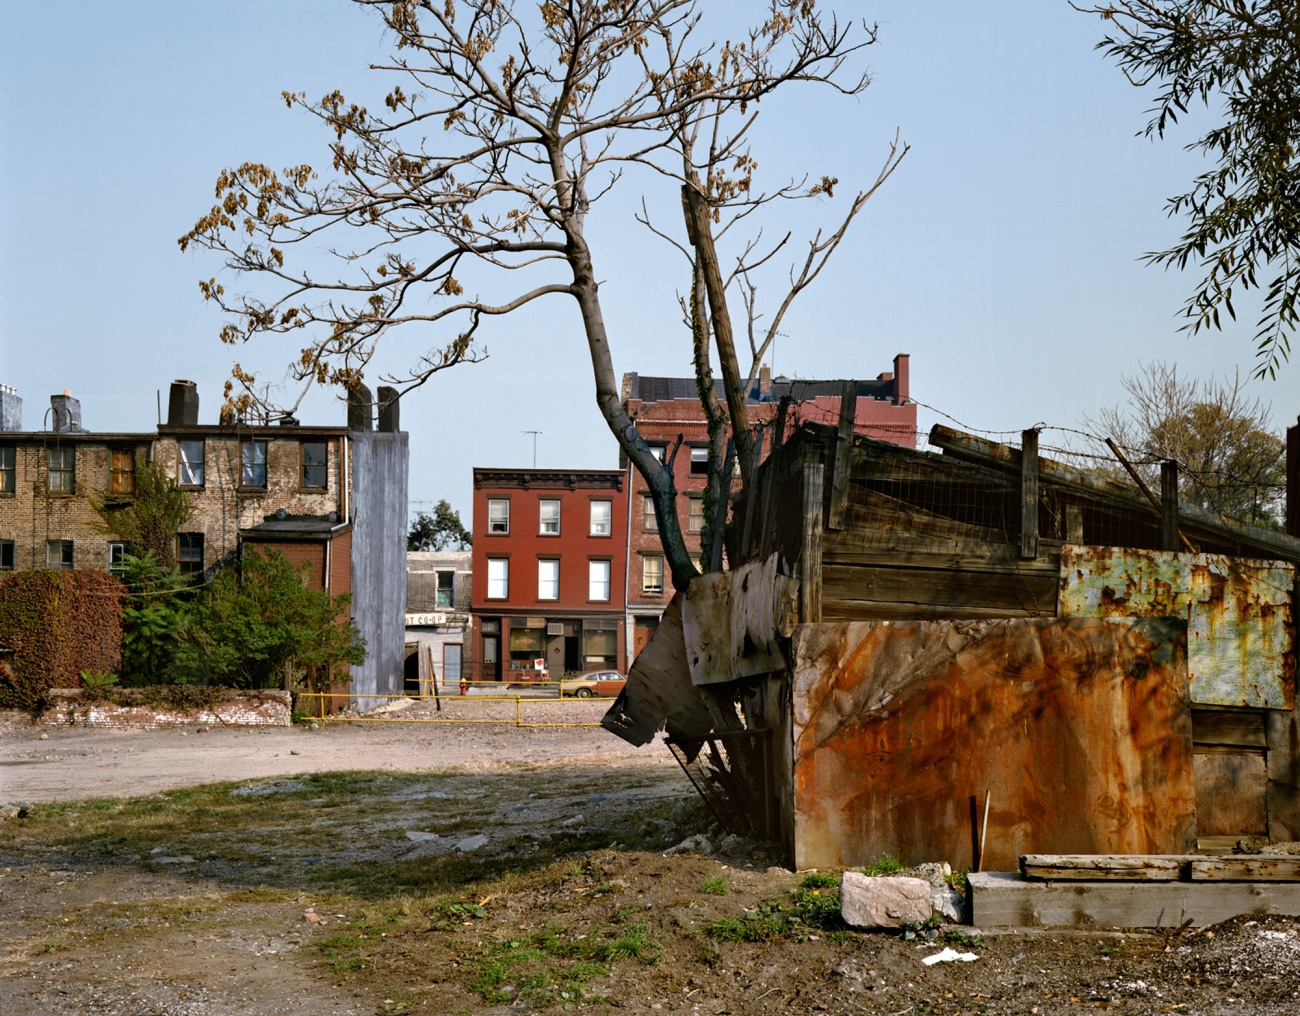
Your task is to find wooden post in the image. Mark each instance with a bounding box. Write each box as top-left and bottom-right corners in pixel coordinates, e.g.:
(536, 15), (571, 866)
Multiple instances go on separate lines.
(1161, 460), (1180, 553)
(1287, 417), (1299, 538)
(740, 425), (766, 563)
(828, 380), (858, 531)
(1021, 428), (1039, 559)
(800, 462), (824, 623)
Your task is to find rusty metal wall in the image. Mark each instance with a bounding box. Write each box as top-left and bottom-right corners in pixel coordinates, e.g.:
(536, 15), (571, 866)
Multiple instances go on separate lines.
(1058, 547), (1295, 710)
(790, 617), (1194, 872)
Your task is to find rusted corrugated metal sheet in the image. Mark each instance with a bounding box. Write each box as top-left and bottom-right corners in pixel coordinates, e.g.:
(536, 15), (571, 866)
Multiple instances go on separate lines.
(790, 617), (1193, 872)
(1059, 547), (1295, 710)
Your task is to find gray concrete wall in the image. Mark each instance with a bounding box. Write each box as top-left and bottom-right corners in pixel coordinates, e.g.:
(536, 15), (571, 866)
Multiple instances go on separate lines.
(349, 431), (409, 707)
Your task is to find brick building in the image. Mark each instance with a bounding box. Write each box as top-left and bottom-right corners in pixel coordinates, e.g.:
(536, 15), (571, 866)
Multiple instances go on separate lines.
(404, 549), (472, 695)
(469, 468), (628, 683)
(620, 354), (916, 659)
(0, 380), (409, 704)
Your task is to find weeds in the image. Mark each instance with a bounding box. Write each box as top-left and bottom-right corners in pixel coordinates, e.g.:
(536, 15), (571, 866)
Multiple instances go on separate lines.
(701, 875), (729, 895)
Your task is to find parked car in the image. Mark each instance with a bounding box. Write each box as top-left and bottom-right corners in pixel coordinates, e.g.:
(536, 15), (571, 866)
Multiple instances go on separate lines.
(561, 670), (626, 698)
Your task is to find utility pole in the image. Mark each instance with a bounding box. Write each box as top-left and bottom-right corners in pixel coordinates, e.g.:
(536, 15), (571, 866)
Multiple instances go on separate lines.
(523, 430), (542, 468)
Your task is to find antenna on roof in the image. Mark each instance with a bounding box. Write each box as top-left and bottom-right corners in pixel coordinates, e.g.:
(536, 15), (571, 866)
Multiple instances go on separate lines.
(523, 430), (542, 468)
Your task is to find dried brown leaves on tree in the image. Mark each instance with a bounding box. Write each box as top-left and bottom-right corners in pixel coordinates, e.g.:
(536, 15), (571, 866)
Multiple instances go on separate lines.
(180, 0), (905, 587)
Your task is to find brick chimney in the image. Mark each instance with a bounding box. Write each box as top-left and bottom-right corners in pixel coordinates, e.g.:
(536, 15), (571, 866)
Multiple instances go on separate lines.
(759, 363), (772, 398)
(50, 391), (82, 432)
(167, 380), (199, 426)
(892, 353), (910, 405)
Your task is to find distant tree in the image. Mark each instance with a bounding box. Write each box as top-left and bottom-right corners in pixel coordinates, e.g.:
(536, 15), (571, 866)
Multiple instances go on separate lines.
(174, 549), (365, 689)
(1074, 1), (1300, 378)
(89, 460), (192, 569)
(1091, 362), (1285, 526)
(180, 0), (906, 591)
(408, 500), (472, 551)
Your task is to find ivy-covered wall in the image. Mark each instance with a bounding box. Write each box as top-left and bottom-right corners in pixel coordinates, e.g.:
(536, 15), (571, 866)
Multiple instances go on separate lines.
(0, 569), (124, 709)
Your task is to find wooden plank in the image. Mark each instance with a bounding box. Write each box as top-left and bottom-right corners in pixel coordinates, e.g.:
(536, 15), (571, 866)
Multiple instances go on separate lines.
(969, 871), (1300, 928)
(822, 562), (1060, 617)
(1020, 855), (1186, 882)
(1192, 708), (1268, 749)
(1161, 460), (1180, 553)
(821, 600), (1048, 622)
(1065, 503), (1084, 543)
(825, 546), (1062, 577)
(1021, 428), (1039, 559)
(1190, 857), (1300, 882)
(800, 462), (824, 623)
(827, 381), (857, 531)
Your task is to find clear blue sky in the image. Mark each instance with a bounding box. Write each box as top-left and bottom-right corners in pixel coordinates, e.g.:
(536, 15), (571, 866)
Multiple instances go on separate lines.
(2, 1), (1295, 525)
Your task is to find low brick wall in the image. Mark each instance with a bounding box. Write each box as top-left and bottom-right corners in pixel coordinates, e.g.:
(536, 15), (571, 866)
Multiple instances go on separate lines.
(39, 689), (292, 729)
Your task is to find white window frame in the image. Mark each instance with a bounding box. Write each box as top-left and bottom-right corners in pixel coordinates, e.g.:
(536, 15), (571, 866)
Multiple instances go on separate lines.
(589, 499), (612, 536)
(588, 559), (611, 601)
(178, 439), (205, 487)
(689, 446), (709, 475)
(241, 439), (268, 488)
(539, 499), (561, 535)
(47, 445), (75, 494)
(487, 499), (510, 535)
(642, 555), (664, 595)
(487, 558), (509, 599)
(642, 495), (656, 532)
(537, 558), (560, 600)
(688, 495), (705, 533)
(108, 540), (130, 579)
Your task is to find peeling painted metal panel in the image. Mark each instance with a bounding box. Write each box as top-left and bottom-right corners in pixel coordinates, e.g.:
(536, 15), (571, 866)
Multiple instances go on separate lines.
(1059, 547), (1295, 710)
(790, 618), (1194, 872)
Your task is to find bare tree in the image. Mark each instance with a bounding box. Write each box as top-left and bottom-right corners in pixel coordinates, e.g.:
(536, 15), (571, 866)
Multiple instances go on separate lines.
(180, 0), (906, 588)
(1091, 361), (1285, 527)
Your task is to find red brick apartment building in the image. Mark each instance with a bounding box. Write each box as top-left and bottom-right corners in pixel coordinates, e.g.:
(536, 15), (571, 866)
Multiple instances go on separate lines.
(469, 468), (628, 684)
(621, 354), (916, 659)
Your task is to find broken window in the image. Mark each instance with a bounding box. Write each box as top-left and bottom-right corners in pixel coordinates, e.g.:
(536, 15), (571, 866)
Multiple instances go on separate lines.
(689, 446), (709, 475)
(178, 533), (204, 576)
(1, 445), (16, 493)
(436, 569), (454, 608)
(0, 539), (14, 571)
(488, 499), (510, 535)
(46, 540), (73, 569)
(109, 448), (135, 495)
(300, 441), (327, 489)
(178, 440), (205, 487)
(47, 446), (75, 493)
(241, 440), (267, 488)
(108, 541), (130, 579)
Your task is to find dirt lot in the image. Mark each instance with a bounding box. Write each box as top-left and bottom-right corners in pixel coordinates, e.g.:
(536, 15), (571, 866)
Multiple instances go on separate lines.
(3, 707), (1300, 1015)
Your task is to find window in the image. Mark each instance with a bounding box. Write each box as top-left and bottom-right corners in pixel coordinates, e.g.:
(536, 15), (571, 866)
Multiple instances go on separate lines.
(47, 446), (75, 493)
(642, 555), (664, 595)
(46, 540), (73, 569)
(108, 541), (130, 579)
(241, 440), (268, 487)
(0, 539), (13, 572)
(588, 559), (611, 601)
(539, 499), (561, 535)
(488, 499), (510, 534)
(300, 441), (328, 489)
(589, 499), (612, 536)
(0, 445), (15, 493)
(688, 495), (705, 533)
(646, 444), (666, 463)
(178, 533), (204, 576)
(537, 559), (560, 600)
(436, 569), (454, 608)
(642, 495), (656, 531)
(487, 558), (509, 599)
(109, 448), (135, 494)
(689, 446), (709, 475)
(179, 440), (205, 487)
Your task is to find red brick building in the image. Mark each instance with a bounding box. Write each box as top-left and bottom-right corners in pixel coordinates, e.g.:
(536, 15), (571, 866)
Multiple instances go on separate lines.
(621, 354), (916, 660)
(469, 468), (628, 683)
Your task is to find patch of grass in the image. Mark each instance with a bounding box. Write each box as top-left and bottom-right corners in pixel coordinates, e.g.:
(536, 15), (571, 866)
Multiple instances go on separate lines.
(706, 873), (845, 944)
(859, 852), (903, 877)
(700, 875), (729, 895)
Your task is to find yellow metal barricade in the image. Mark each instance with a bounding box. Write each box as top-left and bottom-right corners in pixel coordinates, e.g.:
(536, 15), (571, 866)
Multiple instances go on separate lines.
(297, 681), (615, 727)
